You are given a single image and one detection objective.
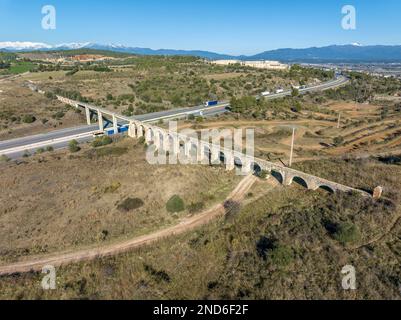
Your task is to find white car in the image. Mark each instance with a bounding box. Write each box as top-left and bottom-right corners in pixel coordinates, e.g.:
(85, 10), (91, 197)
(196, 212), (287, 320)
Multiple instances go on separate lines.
(261, 91), (270, 96)
(92, 130), (105, 137)
(276, 89), (284, 94)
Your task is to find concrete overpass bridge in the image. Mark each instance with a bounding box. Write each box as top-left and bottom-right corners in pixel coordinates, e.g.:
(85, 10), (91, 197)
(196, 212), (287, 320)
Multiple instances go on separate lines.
(57, 95), (371, 197)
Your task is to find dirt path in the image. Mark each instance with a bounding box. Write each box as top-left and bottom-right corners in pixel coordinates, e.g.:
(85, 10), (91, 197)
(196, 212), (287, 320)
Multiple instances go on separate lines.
(0, 175), (258, 276)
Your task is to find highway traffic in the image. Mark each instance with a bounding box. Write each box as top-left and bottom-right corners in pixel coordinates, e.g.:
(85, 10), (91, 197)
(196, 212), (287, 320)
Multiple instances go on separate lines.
(0, 75), (348, 159)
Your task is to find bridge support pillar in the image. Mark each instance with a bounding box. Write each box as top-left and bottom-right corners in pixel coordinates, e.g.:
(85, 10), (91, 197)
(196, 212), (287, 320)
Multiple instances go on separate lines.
(137, 125), (144, 138)
(113, 116), (118, 135)
(98, 111), (104, 131)
(153, 132), (160, 151)
(184, 141), (192, 158)
(85, 107), (91, 126)
(211, 147), (220, 165)
(307, 180), (318, 191)
(283, 174), (293, 186)
(241, 159), (251, 175)
(145, 128), (153, 144)
(128, 122), (136, 138)
(198, 143), (206, 163)
(225, 153), (235, 171)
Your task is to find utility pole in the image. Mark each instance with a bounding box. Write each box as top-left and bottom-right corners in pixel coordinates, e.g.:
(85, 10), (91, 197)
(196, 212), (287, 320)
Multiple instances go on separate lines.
(337, 112), (341, 129)
(289, 127), (295, 167)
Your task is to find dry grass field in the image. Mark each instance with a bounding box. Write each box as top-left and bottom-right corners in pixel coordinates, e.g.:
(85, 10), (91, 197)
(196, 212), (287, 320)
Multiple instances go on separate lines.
(0, 156), (399, 300)
(0, 77), (85, 139)
(0, 137), (241, 264)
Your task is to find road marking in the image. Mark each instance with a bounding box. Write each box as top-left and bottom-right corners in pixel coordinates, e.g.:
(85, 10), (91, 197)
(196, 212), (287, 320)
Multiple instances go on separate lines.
(0, 132), (95, 155)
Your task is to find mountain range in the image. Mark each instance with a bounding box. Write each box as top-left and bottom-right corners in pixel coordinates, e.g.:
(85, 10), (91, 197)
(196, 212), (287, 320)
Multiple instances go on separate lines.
(1, 42), (401, 62)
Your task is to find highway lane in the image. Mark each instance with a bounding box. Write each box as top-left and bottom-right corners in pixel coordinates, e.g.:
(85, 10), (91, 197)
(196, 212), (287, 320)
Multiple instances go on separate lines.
(0, 124), (99, 150)
(0, 76), (348, 159)
(0, 103), (232, 159)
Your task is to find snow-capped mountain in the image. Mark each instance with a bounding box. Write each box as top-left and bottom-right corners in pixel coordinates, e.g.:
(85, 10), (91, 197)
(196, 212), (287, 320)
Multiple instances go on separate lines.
(0, 41), (94, 51)
(2, 41), (401, 62)
(53, 42), (92, 50)
(0, 41), (136, 52)
(0, 41), (234, 59)
(0, 41), (53, 50)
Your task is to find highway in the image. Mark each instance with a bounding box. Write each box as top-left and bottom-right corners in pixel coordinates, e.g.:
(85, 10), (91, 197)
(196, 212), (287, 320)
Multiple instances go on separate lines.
(0, 102), (231, 159)
(0, 75), (348, 159)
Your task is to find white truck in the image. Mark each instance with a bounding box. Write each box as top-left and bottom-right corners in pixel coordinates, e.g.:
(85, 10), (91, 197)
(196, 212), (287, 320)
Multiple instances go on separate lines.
(276, 88), (284, 94)
(261, 91), (271, 96)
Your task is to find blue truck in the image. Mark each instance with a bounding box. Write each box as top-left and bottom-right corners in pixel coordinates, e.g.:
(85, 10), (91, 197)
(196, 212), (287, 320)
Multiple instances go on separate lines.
(204, 100), (218, 107)
(105, 125), (129, 136)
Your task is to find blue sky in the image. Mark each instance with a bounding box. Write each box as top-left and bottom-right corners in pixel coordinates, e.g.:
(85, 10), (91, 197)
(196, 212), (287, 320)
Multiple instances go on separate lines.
(0, 0), (400, 55)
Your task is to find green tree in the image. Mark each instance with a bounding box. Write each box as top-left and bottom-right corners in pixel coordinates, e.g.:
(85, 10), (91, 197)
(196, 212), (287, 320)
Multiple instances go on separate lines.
(22, 114), (36, 124)
(292, 102), (302, 113)
(68, 140), (81, 153)
(230, 96), (258, 114)
(291, 87), (300, 97)
(166, 195), (185, 213)
(333, 136), (344, 146)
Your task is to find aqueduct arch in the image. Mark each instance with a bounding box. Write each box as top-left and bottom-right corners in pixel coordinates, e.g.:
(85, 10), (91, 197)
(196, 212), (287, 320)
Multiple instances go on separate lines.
(53, 93), (372, 198)
(271, 170), (284, 184)
(290, 176), (309, 189)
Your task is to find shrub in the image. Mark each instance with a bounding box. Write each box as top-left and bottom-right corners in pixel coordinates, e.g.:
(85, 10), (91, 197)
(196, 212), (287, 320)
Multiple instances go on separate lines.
(45, 91), (56, 100)
(92, 136), (113, 148)
(333, 136), (344, 146)
(66, 68), (78, 76)
(0, 155), (10, 162)
(270, 246), (294, 267)
(291, 88), (300, 97)
(104, 182), (121, 194)
(36, 148), (45, 154)
(52, 111), (65, 120)
(144, 264), (171, 283)
(256, 170), (269, 179)
(68, 140), (81, 153)
(99, 230), (109, 241)
(291, 102), (302, 113)
(22, 114), (36, 124)
(117, 197), (144, 212)
(333, 222), (360, 245)
(46, 146), (54, 152)
(188, 202), (205, 214)
(224, 200), (241, 215)
(166, 195), (185, 213)
(256, 236), (277, 260)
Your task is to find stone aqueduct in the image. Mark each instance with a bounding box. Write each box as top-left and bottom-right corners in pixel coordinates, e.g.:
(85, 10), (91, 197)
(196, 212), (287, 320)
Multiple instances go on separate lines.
(57, 95), (370, 197)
